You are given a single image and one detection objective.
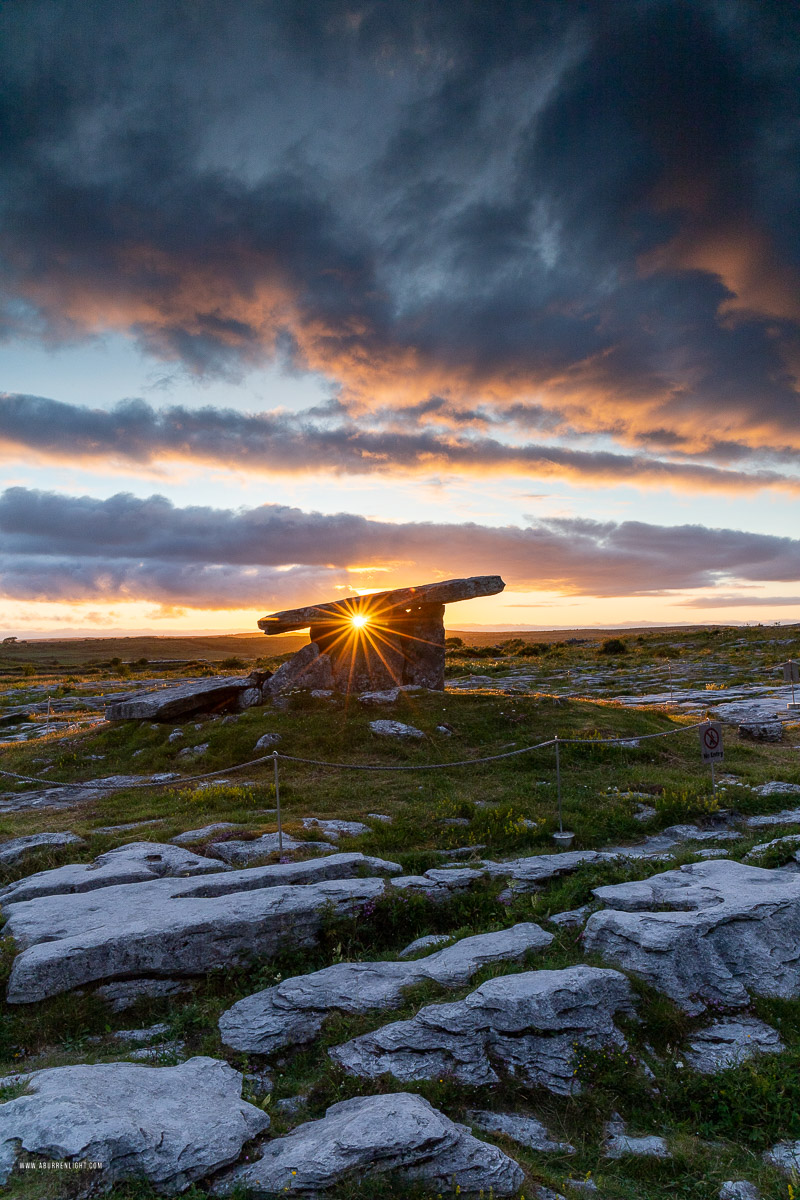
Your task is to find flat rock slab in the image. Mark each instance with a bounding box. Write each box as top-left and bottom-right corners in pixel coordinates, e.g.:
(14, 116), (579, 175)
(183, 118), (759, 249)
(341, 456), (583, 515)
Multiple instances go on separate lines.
(330, 965), (634, 1095)
(106, 674), (269, 720)
(746, 805), (800, 828)
(258, 576), (505, 634)
(210, 1092), (523, 1196)
(3, 853), (400, 1003)
(219, 922), (552, 1056)
(603, 1113), (670, 1160)
(370, 719), (424, 739)
(685, 1017), (784, 1073)
(0, 832), (84, 866)
(302, 818), (371, 838)
(171, 822), (241, 845)
(0, 1056), (269, 1193)
(0, 774), (180, 814)
(584, 859), (800, 1013)
(0, 841), (228, 904)
(469, 1110), (575, 1153)
(207, 834), (335, 863)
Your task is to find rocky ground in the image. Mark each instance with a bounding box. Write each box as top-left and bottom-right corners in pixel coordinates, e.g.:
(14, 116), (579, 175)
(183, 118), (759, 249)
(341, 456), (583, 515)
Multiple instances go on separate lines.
(1, 626), (800, 1198)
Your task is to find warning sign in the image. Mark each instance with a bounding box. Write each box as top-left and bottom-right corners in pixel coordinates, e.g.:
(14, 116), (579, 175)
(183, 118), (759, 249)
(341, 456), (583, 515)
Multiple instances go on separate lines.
(699, 721), (724, 763)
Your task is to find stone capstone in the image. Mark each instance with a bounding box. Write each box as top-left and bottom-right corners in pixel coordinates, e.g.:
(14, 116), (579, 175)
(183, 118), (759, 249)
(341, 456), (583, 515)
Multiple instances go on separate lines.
(584, 859), (800, 1013)
(105, 673), (271, 720)
(685, 1017), (784, 1073)
(0, 841), (228, 905)
(0, 832), (84, 866)
(0, 1057), (269, 1192)
(218, 923), (553, 1056)
(468, 1110), (575, 1154)
(2, 853), (400, 1004)
(210, 1092), (523, 1197)
(329, 965), (634, 1095)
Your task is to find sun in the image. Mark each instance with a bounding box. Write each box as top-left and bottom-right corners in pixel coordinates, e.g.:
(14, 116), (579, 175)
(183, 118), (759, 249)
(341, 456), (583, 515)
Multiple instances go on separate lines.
(350, 613), (369, 628)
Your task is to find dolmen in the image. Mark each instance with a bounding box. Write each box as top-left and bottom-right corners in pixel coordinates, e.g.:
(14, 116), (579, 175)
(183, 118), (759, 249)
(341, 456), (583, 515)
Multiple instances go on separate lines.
(258, 574), (505, 693)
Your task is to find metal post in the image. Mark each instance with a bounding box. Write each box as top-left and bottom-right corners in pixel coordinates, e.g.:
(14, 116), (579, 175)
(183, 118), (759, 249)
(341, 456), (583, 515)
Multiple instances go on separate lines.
(555, 735), (563, 833)
(272, 752), (283, 855)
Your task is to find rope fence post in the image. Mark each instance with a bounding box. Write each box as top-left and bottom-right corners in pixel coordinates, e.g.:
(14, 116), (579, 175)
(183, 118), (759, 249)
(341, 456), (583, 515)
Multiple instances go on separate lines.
(272, 751), (283, 856)
(554, 734), (563, 834)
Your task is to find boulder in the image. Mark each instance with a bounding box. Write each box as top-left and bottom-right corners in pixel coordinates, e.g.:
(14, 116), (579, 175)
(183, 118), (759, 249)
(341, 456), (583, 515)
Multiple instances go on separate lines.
(210, 1092), (523, 1196)
(469, 1110), (575, 1153)
(584, 859), (800, 1013)
(267, 643), (334, 696)
(0, 1057), (269, 1193)
(685, 1017), (784, 1073)
(219, 923), (552, 1056)
(105, 673), (270, 720)
(254, 732), (281, 750)
(763, 1140), (800, 1177)
(719, 1184), (762, 1200)
(602, 1113), (670, 1160)
(738, 722), (783, 742)
(2, 853), (400, 1004)
(370, 719), (425, 739)
(0, 842), (228, 905)
(0, 832), (84, 866)
(330, 965), (634, 1095)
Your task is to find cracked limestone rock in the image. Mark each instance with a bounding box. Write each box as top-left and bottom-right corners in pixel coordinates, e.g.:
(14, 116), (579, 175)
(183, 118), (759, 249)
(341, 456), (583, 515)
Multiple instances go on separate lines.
(369, 719), (425, 739)
(469, 1110), (575, 1153)
(763, 1140), (800, 1177)
(603, 1113), (670, 1159)
(0, 1056), (269, 1193)
(210, 1092), (523, 1196)
(329, 965), (634, 1095)
(685, 1017), (784, 1073)
(584, 859), (800, 1013)
(219, 923), (552, 1056)
(0, 832), (84, 866)
(3, 853), (399, 1004)
(0, 841), (228, 905)
(719, 1182), (763, 1199)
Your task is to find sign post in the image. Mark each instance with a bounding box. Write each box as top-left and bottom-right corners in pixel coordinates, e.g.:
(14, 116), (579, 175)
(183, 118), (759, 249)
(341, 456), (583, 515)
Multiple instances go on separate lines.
(783, 660), (800, 710)
(699, 720), (724, 799)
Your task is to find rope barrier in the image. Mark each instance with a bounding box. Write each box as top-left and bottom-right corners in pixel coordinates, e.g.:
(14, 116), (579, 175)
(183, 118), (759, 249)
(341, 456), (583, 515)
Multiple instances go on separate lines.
(0, 718), (709, 790)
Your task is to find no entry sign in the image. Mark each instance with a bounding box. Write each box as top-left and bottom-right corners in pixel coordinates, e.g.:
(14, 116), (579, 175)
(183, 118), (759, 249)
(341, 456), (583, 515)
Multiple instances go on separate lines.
(699, 721), (724, 763)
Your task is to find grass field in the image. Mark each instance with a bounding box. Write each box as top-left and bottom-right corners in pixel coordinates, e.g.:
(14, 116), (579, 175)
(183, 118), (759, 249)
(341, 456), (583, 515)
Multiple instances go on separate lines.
(2, 627), (800, 1198)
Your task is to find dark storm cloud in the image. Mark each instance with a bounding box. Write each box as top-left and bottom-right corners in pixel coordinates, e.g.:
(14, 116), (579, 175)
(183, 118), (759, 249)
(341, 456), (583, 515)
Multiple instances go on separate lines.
(2, 487), (800, 608)
(1, 1), (799, 453)
(1, 393), (797, 493)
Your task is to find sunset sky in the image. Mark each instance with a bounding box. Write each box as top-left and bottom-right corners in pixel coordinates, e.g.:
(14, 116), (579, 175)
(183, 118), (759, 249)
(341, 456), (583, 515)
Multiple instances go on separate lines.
(1, 0), (799, 636)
